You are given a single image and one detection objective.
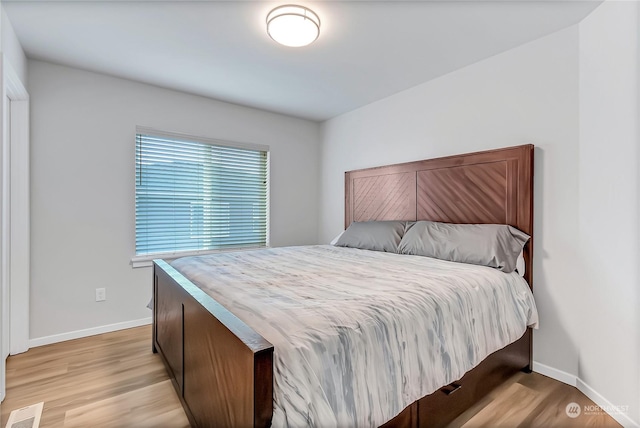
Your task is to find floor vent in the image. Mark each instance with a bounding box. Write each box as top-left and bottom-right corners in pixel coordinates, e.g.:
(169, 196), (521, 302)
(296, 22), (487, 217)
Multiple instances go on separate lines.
(4, 402), (44, 428)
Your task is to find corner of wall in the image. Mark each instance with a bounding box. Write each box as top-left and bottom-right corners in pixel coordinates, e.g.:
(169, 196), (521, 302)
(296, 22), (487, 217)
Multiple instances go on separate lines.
(1, 6), (28, 88)
(577, 1), (640, 425)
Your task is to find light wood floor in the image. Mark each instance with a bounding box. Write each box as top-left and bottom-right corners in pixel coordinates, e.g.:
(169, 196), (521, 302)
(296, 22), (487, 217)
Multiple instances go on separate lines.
(1, 326), (621, 428)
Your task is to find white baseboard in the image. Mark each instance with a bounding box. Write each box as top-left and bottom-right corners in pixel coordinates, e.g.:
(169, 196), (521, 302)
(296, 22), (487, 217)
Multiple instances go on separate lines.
(576, 378), (639, 428)
(533, 361), (639, 428)
(532, 361), (577, 387)
(28, 317), (152, 349)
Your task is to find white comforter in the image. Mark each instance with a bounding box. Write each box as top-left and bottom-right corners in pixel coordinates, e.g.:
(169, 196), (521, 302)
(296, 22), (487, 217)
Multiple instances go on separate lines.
(171, 245), (538, 427)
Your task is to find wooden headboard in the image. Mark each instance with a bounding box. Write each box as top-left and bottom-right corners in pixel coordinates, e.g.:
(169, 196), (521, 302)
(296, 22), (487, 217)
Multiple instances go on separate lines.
(345, 144), (534, 288)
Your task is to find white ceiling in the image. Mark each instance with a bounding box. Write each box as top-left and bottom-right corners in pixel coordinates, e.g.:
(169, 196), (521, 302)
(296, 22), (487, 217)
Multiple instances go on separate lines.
(4, 1), (600, 121)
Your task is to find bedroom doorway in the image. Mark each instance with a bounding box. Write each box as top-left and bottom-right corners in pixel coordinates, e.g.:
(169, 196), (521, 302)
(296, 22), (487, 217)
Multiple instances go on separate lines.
(0, 59), (30, 402)
(0, 97), (6, 402)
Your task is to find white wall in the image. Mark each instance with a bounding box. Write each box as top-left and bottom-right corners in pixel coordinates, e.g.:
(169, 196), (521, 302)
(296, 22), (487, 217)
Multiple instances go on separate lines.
(319, 15), (639, 426)
(577, 1), (639, 424)
(28, 60), (320, 341)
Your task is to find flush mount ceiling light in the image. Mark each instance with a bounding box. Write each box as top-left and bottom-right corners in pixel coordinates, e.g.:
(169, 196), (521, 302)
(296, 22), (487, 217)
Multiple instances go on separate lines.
(266, 5), (320, 47)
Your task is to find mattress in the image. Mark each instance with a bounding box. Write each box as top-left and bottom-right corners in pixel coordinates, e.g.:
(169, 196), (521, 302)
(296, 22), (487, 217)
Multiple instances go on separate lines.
(170, 245), (538, 427)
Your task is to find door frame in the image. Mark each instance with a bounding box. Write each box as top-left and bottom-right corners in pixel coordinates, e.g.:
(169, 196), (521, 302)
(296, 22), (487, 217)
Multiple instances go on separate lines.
(0, 56), (29, 402)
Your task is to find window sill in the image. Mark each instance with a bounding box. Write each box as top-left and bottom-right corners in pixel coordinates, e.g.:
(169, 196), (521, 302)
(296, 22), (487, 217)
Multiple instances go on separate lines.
(130, 245), (269, 268)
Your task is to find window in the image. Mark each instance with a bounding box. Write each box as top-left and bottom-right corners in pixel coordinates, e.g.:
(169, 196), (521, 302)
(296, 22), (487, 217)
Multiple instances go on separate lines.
(133, 129), (269, 265)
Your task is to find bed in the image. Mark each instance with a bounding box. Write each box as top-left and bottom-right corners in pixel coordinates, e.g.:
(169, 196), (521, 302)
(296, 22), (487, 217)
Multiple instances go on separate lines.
(152, 144), (535, 427)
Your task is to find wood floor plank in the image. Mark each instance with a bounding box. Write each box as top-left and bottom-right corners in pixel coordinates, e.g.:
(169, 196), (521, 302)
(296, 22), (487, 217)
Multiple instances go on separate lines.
(0, 325), (178, 428)
(0, 325), (624, 428)
(452, 371), (622, 428)
(460, 382), (547, 427)
(63, 380), (189, 428)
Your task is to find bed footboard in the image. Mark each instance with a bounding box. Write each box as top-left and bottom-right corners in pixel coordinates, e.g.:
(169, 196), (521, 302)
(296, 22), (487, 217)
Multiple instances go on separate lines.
(153, 258), (531, 428)
(153, 260), (274, 428)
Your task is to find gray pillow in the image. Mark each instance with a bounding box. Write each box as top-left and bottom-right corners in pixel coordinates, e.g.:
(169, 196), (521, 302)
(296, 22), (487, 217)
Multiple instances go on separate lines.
(335, 221), (409, 253)
(398, 221), (529, 272)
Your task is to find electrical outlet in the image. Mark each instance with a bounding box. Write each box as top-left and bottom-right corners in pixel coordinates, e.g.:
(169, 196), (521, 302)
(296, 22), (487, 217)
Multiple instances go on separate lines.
(95, 288), (106, 302)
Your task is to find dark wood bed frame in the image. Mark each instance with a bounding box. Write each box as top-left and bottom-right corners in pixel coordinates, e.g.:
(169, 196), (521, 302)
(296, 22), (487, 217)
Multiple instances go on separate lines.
(152, 144), (534, 427)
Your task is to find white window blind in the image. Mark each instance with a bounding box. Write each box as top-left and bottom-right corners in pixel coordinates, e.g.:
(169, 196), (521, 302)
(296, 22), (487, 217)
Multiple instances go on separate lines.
(135, 131), (269, 256)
